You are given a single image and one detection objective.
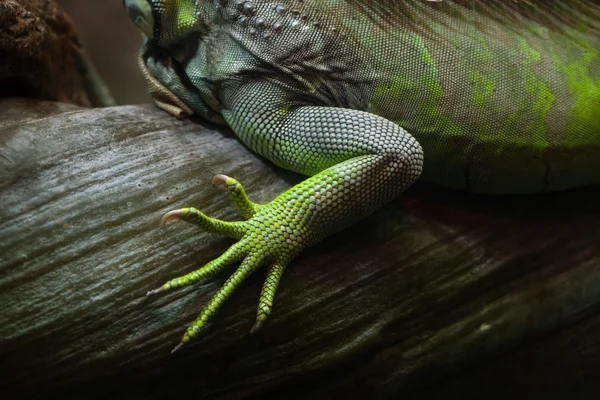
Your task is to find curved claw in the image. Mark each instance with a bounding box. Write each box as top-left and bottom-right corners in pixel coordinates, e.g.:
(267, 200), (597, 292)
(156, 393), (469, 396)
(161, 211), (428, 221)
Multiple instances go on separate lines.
(211, 174), (262, 219)
(171, 342), (184, 354)
(212, 174), (230, 185)
(146, 287), (165, 296)
(161, 209), (184, 224)
(250, 320), (264, 334)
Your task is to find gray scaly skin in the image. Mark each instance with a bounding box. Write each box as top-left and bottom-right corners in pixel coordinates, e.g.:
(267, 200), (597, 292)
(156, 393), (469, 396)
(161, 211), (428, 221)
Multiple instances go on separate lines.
(123, 0), (600, 352)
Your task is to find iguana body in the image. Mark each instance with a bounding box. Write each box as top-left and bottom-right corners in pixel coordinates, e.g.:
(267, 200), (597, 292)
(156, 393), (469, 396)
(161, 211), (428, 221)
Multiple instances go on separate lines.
(123, 0), (600, 351)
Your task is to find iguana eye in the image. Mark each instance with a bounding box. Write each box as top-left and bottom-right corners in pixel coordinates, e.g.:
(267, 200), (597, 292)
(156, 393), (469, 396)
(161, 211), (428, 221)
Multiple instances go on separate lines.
(123, 0), (155, 39)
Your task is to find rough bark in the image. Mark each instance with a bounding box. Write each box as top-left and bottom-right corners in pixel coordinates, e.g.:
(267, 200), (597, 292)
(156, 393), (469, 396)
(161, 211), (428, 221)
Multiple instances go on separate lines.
(0, 0), (115, 106)
(1, 99), (599, 399)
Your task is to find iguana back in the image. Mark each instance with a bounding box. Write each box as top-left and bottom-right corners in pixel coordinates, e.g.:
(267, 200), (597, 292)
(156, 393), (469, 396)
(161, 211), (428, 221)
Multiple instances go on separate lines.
(258, 0), (600, 193)
(139, 0), (600, 193)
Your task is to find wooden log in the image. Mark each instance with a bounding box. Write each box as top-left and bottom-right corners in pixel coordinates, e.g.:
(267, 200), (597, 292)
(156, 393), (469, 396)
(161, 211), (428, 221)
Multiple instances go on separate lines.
(1, 99), (599, 398)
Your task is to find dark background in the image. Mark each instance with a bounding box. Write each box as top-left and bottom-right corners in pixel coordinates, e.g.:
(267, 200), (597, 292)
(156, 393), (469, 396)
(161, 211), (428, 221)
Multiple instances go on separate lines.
(58, 0), (151, 105)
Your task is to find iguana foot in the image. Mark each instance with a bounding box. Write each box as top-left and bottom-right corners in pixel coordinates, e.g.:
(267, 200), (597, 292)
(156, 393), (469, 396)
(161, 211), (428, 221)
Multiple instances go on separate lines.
(137, 50), (194, 119)
(149, 174), (298, 352)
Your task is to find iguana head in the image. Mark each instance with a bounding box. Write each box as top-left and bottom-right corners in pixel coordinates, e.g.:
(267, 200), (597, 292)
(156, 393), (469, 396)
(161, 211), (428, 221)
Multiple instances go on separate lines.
(123, 0), (212, 45)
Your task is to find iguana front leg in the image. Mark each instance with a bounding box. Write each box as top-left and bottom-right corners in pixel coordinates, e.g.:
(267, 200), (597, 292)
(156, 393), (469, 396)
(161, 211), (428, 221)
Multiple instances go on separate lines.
(145, 76), (423, 351)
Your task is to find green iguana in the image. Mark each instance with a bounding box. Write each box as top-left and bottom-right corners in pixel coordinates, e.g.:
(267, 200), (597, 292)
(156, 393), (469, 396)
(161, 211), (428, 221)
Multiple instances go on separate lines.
(122, 0), (600, 352)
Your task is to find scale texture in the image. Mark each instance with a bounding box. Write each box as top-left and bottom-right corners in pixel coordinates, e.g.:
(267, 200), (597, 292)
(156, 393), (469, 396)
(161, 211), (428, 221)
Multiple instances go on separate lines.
(123, 0), (600, 348)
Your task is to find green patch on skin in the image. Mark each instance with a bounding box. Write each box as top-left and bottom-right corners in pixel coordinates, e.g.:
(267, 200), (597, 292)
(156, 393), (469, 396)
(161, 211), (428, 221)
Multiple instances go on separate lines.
(473, 36), (551, 159)
(575, 20), (588, 34)
(278, 103), (292, 117)
(466, 36), (496, 108)
(420, 43), (434, 66)
(469, 70), (495, 108)
(175, 0), (196, 30)
(155, 0), (199, 43)
(530, 25), (549, 39)
(443, 30), (497, 110)
(428, 26), (497, 109)
(366, 31), (470, 187)
(495, 112), (524, 156)
(342, 17), (374, 48)
(369, 32), (463, 137)
(308, 78), (322, 93)
(245, 121), (257, 136)
(480, 122), (494, 137)
(553, 31), (600, 147)
(371, 72), (463, 136)
(367, 31), (466, 187)
(468, 35), (554, 192)
(513, 37), (554, 145)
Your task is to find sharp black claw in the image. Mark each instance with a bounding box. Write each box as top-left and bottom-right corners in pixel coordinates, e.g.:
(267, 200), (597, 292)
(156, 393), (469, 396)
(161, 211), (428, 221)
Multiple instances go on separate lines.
(171, 342), (184, 354)
(250, 320), (264, 334)
(146, 287), (165, 296)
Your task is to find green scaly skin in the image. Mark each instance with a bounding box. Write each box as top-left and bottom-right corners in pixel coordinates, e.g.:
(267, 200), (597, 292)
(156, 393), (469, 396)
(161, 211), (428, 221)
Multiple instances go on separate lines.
(123, 0), (600, 352)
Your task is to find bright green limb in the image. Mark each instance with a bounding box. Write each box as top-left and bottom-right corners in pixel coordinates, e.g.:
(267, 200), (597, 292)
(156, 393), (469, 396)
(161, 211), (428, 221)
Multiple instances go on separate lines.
(251, 263), (286, 333)
(146, 241), (247, 296)
(161, 207), (246, 239)
(212, 174), (263, 219)
(175, 253), (264, 352)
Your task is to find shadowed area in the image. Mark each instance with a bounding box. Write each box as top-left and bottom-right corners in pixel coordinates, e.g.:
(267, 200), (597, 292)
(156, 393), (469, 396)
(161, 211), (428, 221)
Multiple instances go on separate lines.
(57, 0), (149, 105)
(0, 0), (115, 106)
